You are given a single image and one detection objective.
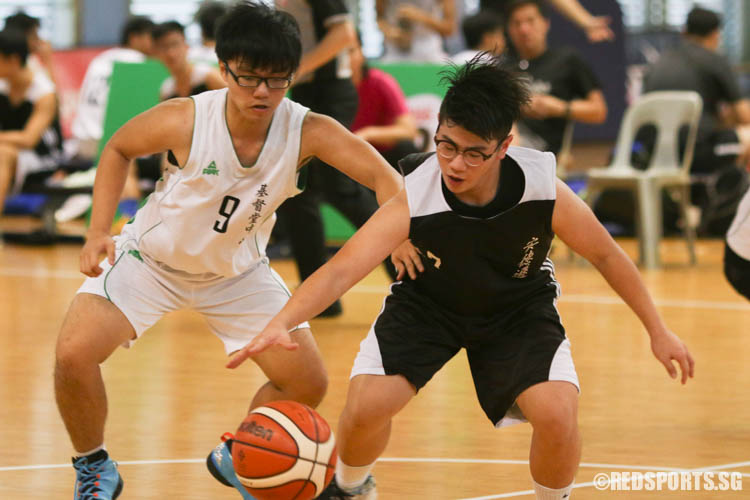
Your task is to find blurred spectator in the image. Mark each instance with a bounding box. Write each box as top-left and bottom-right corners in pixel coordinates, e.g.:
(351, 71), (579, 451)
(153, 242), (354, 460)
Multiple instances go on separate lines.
(377, 0), (456, 62)
(506, 0), (606, 154)
(0, 29), (62, 227)
(153, 21), (224, 100)
(643, 7), (750, 173)
(452, 10), (506, 64)
(350, 33), (419, 168)
(4, 11), (55, 81)
(69, 16), (154, 161)
(276, 0), (397, 316)
(189, 0), (226, 66)
(481, 0), (613, 43)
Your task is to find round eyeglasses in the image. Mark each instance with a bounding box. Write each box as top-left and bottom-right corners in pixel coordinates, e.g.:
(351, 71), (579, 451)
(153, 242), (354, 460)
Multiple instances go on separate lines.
(223, 62), (292, 89)
(434, 138), (500, 167)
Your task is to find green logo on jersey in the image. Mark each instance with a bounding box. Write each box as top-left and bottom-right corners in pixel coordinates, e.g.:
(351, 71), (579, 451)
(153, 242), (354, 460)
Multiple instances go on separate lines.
(128, 249), (144, 262)
(203, 161), (219, 175)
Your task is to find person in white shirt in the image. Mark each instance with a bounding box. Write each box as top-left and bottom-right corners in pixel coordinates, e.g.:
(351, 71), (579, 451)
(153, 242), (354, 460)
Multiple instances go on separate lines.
(4, 11), (55, 82)
(53, 4), (407, 500)
(69, 16), (154, 160)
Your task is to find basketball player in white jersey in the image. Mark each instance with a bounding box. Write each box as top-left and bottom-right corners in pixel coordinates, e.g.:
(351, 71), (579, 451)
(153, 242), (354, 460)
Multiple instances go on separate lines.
(53, 3), (403, 500)
(231, 56), (695, 500)
(725, 186), (750, 301)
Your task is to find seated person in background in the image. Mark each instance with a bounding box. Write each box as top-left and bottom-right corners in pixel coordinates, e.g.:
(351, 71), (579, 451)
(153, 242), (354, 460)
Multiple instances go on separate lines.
(188, 0), (226, 66)
(643, 6), (750, 173)
(481, 0), (613, 43)
(4, 11), (55, 82)
(377, 0), (456, 63)
(452, 10), (506, 64)
(0, 29), (62, 228)
(506, 0), (606, 155)
(153, 21), (224, 100)
(70, 16), (154, 161)
(350, 33), (419, 169)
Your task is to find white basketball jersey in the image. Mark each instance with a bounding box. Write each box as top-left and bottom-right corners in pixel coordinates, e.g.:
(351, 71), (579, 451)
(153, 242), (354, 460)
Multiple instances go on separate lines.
(727, 187), (750, 261)
(126, 89), (309, 277)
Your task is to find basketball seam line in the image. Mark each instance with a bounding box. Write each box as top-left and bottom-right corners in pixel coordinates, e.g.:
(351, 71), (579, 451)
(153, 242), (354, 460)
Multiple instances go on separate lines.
(233, 438), (334, 470)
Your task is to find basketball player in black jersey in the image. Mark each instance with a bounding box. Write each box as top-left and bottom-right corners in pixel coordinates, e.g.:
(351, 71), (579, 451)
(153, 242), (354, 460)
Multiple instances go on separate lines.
(230, 55), (695, 500)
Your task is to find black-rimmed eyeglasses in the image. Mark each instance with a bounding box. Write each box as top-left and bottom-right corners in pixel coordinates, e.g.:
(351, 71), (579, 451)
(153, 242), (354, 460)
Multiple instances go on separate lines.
(434, 137), (500, 167)
(223, 62), (292, 89)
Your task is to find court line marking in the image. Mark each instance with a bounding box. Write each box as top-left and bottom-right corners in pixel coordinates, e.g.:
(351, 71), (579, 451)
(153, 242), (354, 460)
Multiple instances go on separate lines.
(2, 267), (749, 312)
(2, 457), (748, 475)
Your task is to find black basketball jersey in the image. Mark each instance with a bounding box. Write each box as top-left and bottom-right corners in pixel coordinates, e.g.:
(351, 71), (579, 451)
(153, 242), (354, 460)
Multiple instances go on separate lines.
(397, 146), (559, 316)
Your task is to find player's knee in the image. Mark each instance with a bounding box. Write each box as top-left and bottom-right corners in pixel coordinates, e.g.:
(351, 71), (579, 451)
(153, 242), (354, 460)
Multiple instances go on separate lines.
(0, 143), (18, 162)
(341, 398), (386, 431)
(530, 405), (578, 445)
(287, 369), (328, 407)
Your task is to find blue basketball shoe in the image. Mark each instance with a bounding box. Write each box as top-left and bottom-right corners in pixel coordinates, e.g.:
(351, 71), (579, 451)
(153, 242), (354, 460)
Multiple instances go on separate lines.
(72, 450), (123, 500)
(206, 432), (256, 500)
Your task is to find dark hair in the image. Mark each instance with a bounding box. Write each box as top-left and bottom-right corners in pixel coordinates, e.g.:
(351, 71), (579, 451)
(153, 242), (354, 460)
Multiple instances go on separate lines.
(505, 0), (548, 20)
(462, 11), (504, 50)
(120, 16), (155, 46)
(215, 1), (301, 75)
(195, 1), (227, 41)
(686, 7), (720, 37)
(4, 11), (40, 35)
(438, 54), (530, 141)
(0, 28), (29, 65)
(152, 20), (185, 41)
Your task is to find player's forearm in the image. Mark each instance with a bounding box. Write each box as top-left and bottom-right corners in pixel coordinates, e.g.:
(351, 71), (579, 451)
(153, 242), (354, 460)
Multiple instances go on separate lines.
(358, 122), (416, 146)
(0, 130), (39, 149)
(590, 248), (668, 336)
(570, 98), (607, 124)
(549, 0), (597, 29)
(297, 21), (356, 78)
(88, 147), (132, 234)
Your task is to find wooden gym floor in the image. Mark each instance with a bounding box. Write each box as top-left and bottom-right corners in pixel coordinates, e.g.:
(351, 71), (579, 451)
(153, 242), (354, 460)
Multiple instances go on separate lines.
(0, 237), (748, 499)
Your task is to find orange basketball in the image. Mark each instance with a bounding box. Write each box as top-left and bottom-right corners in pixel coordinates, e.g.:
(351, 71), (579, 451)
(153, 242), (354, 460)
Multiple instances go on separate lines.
(231, 400), (337, 500)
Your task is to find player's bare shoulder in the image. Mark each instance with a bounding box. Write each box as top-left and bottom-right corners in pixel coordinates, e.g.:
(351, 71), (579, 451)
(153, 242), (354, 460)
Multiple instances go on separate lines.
(298, 111), (344, 166)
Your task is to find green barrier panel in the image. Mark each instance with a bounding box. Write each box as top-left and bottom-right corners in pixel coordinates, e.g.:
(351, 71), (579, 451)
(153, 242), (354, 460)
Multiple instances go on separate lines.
(97, 60), (169, 161)
(320, 63), (446, 241)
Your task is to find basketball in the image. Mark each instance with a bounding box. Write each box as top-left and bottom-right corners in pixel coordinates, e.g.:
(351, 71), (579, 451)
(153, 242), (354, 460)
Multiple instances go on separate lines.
(231, 401), (337, 500)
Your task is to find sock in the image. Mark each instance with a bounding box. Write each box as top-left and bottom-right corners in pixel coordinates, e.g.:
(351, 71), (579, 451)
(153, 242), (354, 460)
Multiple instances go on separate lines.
(533, 479), (574, 500)
(335, 459), (375, 490)
(75, 445), (106, 460)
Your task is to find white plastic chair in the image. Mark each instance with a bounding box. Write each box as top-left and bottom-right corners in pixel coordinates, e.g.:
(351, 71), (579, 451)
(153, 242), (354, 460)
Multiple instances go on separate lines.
(585, 91), (703, 268)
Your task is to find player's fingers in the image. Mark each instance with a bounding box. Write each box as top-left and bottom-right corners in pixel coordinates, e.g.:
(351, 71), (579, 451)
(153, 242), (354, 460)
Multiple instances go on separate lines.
(226, 348), (252, 369)
(662, 357), (677, 379)
(279, 340), (300, 351)
(410, 251), (424, 273)
(687, 350), (695, 378)
(677, 350), (691, 385)
(403, 258), (417, 280)
(106, 241), (116, 265)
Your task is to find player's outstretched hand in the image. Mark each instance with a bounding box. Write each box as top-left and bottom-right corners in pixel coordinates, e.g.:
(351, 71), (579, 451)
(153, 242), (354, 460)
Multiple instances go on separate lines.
(80, 231), (115, 277)
(650, 329), (695, 384)
(391, 239), (424, 280)
(226, 323), (299, 369)
(585, 16), (614, 43)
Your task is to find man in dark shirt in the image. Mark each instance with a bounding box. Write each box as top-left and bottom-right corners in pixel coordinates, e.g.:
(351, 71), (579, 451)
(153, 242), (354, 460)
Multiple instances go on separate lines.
(275, 0), (398, 317)
(506, 0), (607, 154)
(643, 7), (750, 172)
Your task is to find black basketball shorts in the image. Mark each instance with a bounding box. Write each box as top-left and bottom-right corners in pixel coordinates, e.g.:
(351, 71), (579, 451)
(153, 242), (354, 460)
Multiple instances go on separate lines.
(350, 286), (580, 427)
(724, 243), (750, 301)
